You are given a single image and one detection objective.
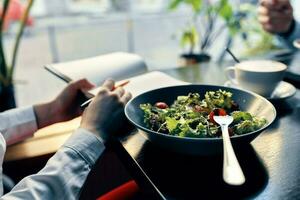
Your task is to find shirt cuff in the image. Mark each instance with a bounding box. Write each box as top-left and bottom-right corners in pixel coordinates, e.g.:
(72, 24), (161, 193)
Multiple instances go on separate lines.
(63, 128), (105, 167)
(1, 106), (38, 145)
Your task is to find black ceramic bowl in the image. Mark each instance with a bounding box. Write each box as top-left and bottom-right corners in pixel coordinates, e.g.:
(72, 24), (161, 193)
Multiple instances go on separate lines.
(125, 85), (276, 155)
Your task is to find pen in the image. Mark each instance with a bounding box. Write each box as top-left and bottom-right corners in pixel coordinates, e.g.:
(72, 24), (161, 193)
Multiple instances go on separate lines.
(80, 80), (130, 108)
(112, 80), (130, 90)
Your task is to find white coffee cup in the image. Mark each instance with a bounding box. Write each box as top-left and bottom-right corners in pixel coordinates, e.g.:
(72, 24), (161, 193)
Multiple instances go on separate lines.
(225, 60), (287, 97)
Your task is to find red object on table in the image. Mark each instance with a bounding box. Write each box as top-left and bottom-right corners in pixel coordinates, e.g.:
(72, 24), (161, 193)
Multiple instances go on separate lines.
(97, 180), (139, 200)
(0, 0), (34, 31)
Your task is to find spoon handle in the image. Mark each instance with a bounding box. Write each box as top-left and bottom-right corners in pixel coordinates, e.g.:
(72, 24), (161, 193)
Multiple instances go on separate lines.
(221, 125), (245, 185)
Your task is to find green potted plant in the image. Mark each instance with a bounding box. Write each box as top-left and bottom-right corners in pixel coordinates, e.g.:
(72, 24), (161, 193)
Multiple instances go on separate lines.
(169, 0), (243, 66)
(0, 0), (34, 111)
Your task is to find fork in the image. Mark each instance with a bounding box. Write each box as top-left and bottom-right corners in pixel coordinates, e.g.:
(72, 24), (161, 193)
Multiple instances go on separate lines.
(213, 115), (245, 185)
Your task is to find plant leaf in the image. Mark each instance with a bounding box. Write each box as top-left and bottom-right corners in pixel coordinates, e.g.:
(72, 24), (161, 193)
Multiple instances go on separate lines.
(0, 0), (11, 79)
(0, 0), (11, 29)
(219, 0), (233, 21)
(187, 0), (202, 12)
(180, 25), (198, 51)
(9, 0), (34, 82)
(168, 0), (183, 10)
(169, 0), (202, 12)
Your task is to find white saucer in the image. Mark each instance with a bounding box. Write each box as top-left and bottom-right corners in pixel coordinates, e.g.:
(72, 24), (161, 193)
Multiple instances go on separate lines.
(224, 81), (296, 101)
(293, 39), (300, 49)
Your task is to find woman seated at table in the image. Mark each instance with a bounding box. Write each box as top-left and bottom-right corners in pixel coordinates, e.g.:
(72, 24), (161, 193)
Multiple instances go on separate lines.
(258, 0), (300, 49)
(0, 79), (132, 199)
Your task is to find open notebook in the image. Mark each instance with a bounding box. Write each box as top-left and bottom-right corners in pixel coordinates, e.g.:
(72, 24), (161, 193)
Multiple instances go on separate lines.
(88, 71), (188, 97)
(45, 52), (188, 98)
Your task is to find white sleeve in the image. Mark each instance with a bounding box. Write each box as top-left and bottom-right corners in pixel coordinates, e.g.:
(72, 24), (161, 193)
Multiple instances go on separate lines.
(0, 106), (37, 145)
(1, 128), (105, 200)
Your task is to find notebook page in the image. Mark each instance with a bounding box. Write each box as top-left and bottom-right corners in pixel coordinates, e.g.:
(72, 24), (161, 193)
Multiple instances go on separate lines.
(88, 71), (189, 97)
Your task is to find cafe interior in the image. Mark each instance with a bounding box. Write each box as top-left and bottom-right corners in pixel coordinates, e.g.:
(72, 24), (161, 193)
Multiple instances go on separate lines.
(1, 0), (300, 199)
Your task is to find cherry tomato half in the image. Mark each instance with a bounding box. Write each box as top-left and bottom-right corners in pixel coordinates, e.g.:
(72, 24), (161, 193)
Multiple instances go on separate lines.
(155, 102), (168, 109)
(216, 108), (227, 116)
(209, 108), (227, 123)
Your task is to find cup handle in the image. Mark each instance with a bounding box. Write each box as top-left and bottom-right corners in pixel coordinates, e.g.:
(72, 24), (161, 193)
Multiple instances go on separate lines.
(225, 66), (238, 85)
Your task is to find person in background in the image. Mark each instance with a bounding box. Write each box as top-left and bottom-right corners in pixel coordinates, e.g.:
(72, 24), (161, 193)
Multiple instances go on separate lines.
(0, 78), (132, 199)
(258, 0), (300, 49)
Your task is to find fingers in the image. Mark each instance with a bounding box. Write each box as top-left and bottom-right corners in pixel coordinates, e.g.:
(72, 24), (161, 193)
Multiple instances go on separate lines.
(95, 79), (131, 105)
(110, 88), (131, 106)
(120, 91), (132, 104)
(258, 0), (293, 34)
(259, 15), (293, 33)
(260, 0), (290, 10)
(258, 14), (291, 25)
(102, 79), (115, 91)
(112, 87), (125, 97)
(258, 7), (292, 20)
(259, 0), (293, 18)
(70, 78), (96, 91)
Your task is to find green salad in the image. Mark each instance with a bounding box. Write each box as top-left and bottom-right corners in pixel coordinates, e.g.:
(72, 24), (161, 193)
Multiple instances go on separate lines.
(140, 90), (267, 138)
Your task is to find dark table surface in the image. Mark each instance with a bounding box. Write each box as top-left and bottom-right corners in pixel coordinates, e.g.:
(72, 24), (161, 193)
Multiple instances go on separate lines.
(114, 54), (300, 200)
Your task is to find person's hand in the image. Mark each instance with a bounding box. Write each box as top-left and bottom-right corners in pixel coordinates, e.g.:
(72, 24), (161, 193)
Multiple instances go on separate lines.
(258, 0), (294, 34)
(34, 79), (95, 129)
(80, 79), (132, 141)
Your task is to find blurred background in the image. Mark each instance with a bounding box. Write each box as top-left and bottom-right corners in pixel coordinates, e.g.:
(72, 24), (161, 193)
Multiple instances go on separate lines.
(0, 0), (290, 106)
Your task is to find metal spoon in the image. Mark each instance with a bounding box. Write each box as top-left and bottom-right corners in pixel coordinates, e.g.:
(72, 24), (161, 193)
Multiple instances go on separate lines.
(214, 115), (245, 185)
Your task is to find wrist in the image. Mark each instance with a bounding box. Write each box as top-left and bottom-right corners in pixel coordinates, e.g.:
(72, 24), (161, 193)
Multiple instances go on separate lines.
(278, 19), (296, 38)
(33, 101), (59, 129)
(79, 124), (110, 143)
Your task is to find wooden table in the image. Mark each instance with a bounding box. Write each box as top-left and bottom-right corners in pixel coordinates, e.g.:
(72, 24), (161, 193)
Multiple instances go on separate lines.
(5, 53), (300, 199)
(4, 118), (80, 162)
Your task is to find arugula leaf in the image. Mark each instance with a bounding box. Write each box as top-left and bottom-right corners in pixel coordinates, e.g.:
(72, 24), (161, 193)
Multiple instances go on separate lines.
(204, 90), (233, 110)
(232, 111), (253, 123)
(166, 117), (178, 132)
